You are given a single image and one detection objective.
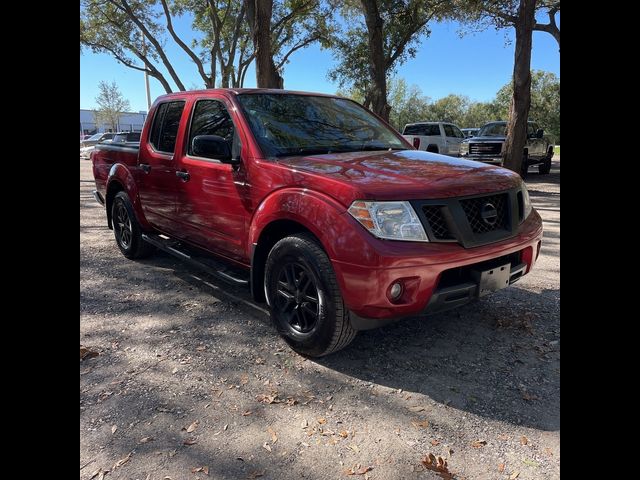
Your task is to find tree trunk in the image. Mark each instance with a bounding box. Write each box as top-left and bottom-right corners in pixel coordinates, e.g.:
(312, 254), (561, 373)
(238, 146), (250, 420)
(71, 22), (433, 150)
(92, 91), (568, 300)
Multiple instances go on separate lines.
(502, 0), (536, 175)
(360, 0), (390, 121)
(244, 0), (283, 88)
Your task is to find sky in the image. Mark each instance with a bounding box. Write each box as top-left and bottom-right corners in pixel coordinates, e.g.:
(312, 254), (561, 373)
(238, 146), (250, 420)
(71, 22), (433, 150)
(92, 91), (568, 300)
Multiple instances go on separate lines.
(80, 14), (560, 113)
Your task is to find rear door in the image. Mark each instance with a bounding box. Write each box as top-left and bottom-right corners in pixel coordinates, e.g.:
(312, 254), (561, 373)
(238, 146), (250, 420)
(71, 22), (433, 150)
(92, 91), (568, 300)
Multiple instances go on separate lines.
(443, 124), (464, 156)
(173, 95), (250, 262)
(137, 100), (186, 234)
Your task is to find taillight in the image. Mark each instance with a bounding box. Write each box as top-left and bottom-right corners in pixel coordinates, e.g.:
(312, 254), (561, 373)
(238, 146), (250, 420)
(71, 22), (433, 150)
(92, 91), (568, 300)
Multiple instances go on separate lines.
(413, 137), (421, 149)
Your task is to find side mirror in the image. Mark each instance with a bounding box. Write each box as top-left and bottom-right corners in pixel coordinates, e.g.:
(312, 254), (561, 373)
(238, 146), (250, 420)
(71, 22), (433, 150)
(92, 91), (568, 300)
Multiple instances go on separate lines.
(536, 128), (544, 139)
(192, 135), (237, 164)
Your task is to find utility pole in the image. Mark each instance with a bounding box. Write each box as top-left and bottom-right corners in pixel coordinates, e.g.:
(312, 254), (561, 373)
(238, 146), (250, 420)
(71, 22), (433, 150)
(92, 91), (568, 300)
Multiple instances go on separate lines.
(142, 29), (151, 110)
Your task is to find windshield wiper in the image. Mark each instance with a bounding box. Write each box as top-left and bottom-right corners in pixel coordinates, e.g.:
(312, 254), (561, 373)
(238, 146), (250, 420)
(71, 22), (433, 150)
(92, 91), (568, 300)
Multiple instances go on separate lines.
(274, 147), (336, 157)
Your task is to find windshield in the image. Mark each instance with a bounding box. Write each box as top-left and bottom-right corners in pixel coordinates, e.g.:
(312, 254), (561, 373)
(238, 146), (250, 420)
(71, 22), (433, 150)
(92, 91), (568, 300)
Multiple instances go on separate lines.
(236, 94), (407, 158)
(479, 123), (507, 137)
(86, 133), (102, 141)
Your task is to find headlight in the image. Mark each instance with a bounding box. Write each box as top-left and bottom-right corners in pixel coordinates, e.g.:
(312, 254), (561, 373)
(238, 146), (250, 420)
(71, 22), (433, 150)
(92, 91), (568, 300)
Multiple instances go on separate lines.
(522, 184), (532, 219)
(460, 142), (469, 155)
(348, 201), (428, 242)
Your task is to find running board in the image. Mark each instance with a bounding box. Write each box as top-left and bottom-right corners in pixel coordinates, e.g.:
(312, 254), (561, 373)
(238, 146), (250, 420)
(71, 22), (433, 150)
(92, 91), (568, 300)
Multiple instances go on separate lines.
(141, 234), (250, 286)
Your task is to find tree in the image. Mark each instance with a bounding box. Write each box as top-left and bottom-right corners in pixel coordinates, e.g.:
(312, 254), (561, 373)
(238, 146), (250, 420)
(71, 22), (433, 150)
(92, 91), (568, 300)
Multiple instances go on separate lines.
(244, 0), (282, 87)
(501, 0), (536, 174)
(329, 0), (451, 121)
(81, 0), (333, 92)
(94, 81), (131, 131)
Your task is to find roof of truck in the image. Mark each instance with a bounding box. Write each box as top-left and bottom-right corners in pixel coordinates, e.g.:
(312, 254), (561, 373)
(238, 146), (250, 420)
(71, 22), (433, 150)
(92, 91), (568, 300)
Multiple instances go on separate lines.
(155, 88), (341, 101)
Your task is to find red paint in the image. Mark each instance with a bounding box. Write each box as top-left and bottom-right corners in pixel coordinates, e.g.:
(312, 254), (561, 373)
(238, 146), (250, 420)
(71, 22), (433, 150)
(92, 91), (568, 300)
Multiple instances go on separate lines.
(92, 89), (543, 321)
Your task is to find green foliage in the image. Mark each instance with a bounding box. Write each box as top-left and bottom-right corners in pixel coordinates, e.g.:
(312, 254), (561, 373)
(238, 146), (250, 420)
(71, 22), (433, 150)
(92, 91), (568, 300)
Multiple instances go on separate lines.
(94, 81), (131, 131)
(338, 70), (559, 139)
(495, 70), (560, 142)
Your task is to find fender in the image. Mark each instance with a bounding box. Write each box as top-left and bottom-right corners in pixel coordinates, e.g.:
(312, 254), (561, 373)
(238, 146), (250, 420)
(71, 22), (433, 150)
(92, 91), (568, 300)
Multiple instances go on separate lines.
(106, 163), (152, 231)
(248, 188), (380, 266)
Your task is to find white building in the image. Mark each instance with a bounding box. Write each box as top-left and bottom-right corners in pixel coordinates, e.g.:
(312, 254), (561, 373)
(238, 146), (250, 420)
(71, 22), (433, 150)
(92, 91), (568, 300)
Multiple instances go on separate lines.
(80, 109), (148, 135)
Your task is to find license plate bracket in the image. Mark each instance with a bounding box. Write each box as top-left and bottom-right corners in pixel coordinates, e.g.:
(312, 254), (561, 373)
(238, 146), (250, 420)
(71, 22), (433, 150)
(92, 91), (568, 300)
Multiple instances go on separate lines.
(473, 263), (511, 297)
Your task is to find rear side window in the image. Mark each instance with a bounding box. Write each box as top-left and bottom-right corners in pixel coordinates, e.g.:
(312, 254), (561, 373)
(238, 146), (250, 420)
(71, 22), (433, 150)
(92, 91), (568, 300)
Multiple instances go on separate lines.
(403, 124), (440, 136)
(443, 124), (456, 137)
(188, 99), (236, 157)
(149, 101), (185, 153)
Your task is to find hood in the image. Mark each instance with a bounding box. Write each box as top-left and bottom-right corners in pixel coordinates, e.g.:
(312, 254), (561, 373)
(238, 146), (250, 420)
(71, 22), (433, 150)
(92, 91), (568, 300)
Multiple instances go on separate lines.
(465, 136), (506, 143)
(276, 149), (522, 204)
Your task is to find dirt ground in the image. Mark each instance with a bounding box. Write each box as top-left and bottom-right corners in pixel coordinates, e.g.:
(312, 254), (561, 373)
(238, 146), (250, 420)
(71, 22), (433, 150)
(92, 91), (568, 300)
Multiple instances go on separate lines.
(80, 157), (560, 480)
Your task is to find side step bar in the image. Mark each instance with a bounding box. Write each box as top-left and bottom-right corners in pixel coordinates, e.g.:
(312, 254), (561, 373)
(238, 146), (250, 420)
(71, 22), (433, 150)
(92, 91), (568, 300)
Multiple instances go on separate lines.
(141, 233), (249, 286)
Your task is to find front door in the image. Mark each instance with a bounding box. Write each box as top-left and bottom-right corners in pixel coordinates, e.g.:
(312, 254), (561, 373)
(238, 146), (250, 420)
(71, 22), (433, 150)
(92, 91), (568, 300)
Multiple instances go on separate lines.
(137, 100), (186, 234)
(174, 96), (250, 263)
(443, 124), (464, 156)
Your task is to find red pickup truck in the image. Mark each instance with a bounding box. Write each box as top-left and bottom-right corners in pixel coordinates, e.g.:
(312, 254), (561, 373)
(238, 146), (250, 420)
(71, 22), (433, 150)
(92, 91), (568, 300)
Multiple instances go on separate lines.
(91, 89), (543, 357)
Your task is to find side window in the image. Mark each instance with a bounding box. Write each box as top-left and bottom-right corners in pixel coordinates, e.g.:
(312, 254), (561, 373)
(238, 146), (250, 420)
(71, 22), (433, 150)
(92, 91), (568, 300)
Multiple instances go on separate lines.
(443, 124), (456, 137)
(426, 125), (440, 136)
(452, 125), (465, 138)
(188, 99), (236, 157)
(149, 101), (185, 154)
(527, 123), (536, 136)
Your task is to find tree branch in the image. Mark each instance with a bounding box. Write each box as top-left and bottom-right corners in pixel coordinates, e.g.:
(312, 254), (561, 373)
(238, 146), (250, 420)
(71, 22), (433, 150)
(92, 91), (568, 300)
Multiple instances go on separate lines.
(276, 35), (319, 69)
(159, 0), (211, 87)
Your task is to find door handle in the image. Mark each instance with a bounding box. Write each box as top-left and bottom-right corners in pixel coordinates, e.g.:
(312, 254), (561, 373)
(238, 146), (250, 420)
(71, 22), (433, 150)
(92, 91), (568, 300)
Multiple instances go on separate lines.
(176, 170), (190, 182)
(140, 163), (151, 173)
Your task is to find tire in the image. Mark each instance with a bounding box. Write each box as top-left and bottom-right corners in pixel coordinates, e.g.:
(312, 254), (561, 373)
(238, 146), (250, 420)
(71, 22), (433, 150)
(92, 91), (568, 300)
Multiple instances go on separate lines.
(111, 191), (154, 259)
(264, 233), (356, 357)
(426, 144), (439, 153)
(539, 149), (553, 174)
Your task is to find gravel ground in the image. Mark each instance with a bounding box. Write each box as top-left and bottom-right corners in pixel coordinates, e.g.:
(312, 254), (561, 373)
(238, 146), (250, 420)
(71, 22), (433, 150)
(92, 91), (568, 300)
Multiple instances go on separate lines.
(80, 157), (560, 480)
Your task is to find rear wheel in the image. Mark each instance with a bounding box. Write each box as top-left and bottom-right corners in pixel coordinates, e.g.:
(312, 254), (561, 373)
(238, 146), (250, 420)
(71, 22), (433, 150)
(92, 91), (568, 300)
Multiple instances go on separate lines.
(426, 144), (439, 153)
(520, 153), (529, 178)
(539, 148), (553, 174)
(112, 191), (154, 259)
(264, 233), (356, 357)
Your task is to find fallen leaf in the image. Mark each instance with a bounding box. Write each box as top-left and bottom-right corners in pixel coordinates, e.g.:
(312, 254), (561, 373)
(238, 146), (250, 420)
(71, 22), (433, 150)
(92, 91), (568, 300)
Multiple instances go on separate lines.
(139, 436), (154, 444)
(345, 465), (373, 475)
(411, 419), (429, 429)
(196, 345), (207, 351)
(408, 405), (426, 412)
(247, 470), (265, 479)
(224, 424), (229, 431)
(544, 447), (554, 456)
(184, 438), (198, 445)
(520, 435), (528, 445)
(471, 440), (487, 448)
(430, 439), (440, 446)
(111, 425), (117, 434)
(88, 468), (109, 480)
(347, 444), (360, 453)
(263, 442), (272, 452)
(301, 419), (308, 428)
(522, 458), (539, 467)
(184, 420), (199, 433)
(510, 471), (520, 479)
(192, 466), (210, 475)
(255, 357), (265, 364)
(339, 430), (349, 438)
(498, 463), (505, 473)
(317, 418), (327, 424)
(240, 374), (249, 385)
(242, 411), (252, 416)
(112, 451), (132, 469)
(80, 345), (99, 360)
(171, 367), (179, 374)
(421, 454), (453, 479)
(267, 427), (278, 444)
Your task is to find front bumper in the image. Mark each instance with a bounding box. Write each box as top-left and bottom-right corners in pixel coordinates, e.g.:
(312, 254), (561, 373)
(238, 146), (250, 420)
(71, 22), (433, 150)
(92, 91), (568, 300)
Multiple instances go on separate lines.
(461, 154), (503, 165)
(333, 211), (543, 324)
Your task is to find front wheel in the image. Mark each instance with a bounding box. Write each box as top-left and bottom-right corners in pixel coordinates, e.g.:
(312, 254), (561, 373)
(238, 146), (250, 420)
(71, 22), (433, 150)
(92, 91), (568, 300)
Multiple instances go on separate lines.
(539, 149), (553, 174)
(264, 234), (356, 357)
(112, 191), (154, 259)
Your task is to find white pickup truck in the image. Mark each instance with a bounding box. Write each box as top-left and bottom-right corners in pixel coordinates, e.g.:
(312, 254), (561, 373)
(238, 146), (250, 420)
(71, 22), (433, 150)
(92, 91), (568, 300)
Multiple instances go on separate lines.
(402, 122), (465, 157)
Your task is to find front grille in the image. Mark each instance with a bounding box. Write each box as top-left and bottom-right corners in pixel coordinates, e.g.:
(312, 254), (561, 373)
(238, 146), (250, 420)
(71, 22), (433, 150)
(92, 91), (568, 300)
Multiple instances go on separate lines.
(460, 193), (509, 234)
(422, 206), (454, 240)
(469, 142), (502, 155)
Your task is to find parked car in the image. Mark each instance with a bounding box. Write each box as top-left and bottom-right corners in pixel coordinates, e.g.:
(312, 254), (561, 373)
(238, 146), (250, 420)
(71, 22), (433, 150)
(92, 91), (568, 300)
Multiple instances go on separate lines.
(111, 131), (141, 144)
(91, 89), (543, 357)
(81, 132), (114, 148)
(459, 121), (554, 175)
(401, 122), (465, 156)
(461, 128), (479, 138)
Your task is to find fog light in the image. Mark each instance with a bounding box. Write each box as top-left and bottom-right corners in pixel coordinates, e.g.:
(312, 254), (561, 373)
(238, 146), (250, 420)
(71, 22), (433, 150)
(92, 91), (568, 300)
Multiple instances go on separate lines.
(389, 282), (403, 301)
